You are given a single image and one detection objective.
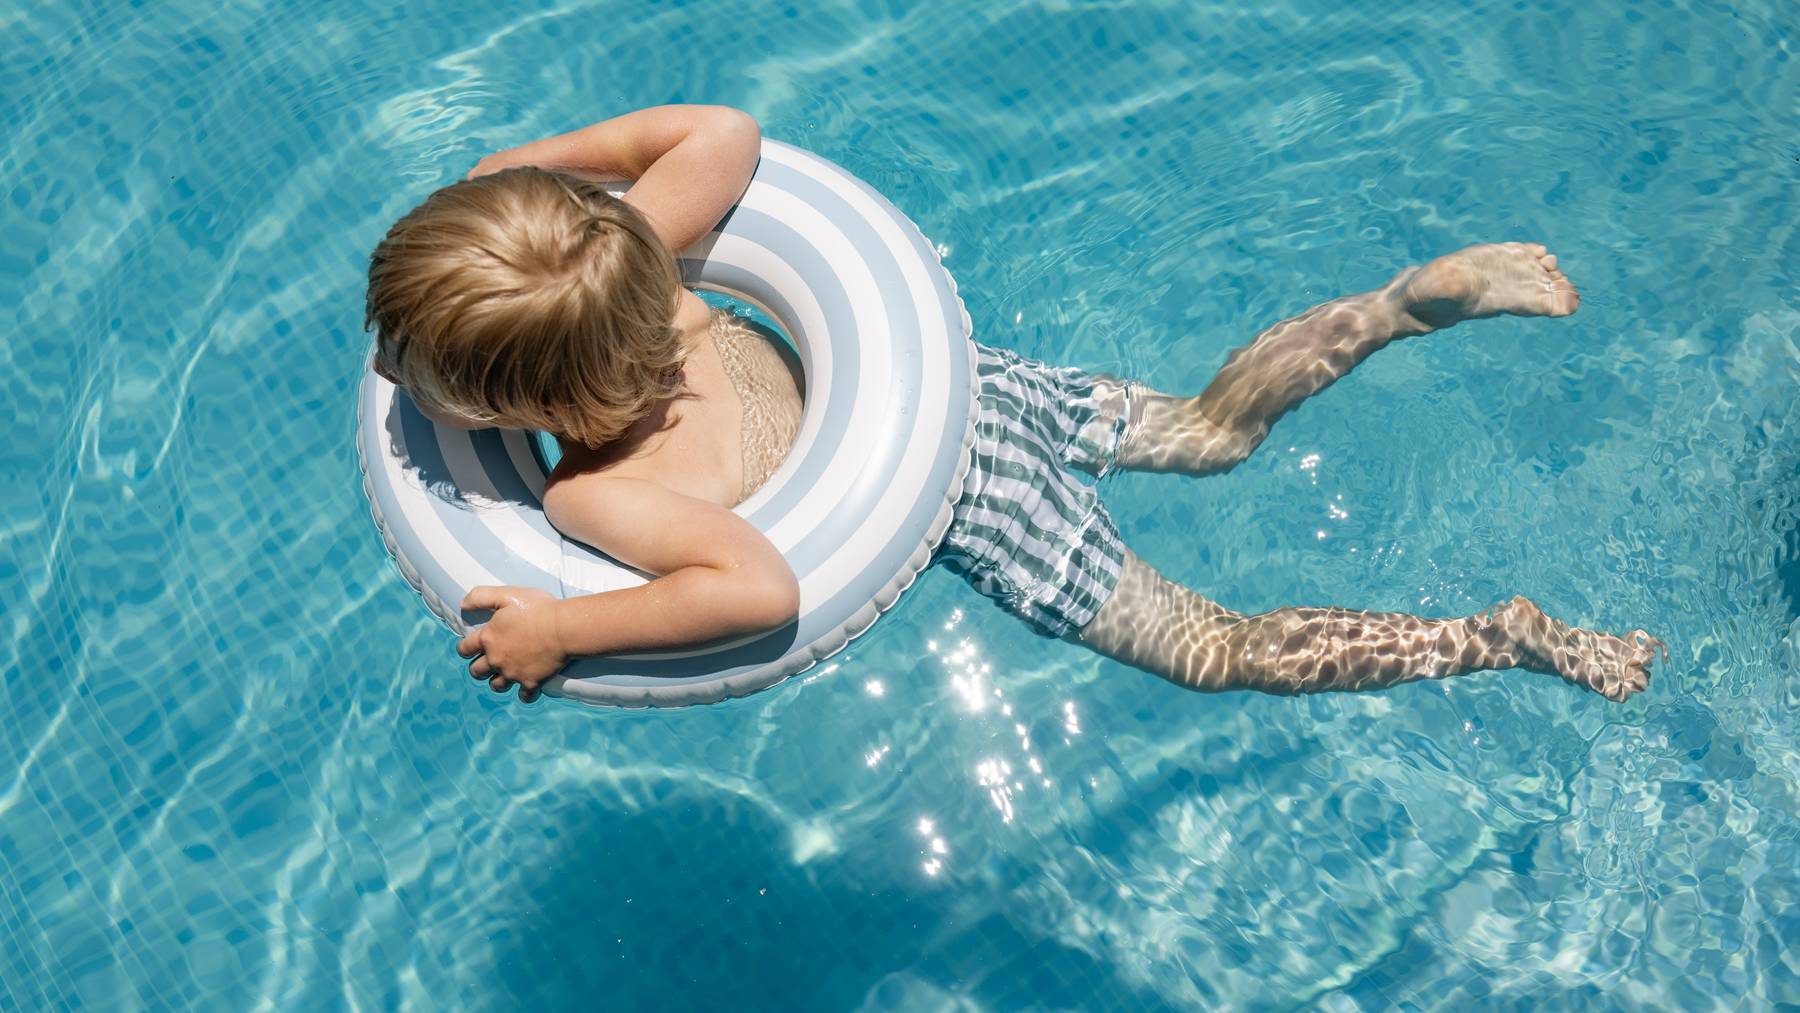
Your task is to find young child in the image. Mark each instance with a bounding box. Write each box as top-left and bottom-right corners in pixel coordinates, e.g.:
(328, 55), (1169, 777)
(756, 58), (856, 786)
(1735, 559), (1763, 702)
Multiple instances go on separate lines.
(365, 104), (1662, 706)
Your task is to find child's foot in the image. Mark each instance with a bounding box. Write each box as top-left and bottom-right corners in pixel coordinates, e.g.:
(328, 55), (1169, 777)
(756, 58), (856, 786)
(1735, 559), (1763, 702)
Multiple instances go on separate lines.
(1397, 242), (1580, 330)
(1490, 596), (1662, 702)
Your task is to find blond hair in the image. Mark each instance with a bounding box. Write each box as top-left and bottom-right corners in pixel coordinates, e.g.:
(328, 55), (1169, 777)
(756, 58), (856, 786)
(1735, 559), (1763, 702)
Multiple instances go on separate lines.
(365, 166), (685, 448)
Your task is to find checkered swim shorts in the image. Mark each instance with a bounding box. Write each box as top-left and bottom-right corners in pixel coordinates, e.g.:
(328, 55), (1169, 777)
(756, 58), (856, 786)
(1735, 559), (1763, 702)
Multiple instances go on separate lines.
(937, 344), (1142, 638)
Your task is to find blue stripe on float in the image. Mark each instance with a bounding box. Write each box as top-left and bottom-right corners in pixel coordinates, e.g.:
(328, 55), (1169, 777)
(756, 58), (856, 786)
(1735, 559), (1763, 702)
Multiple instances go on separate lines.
(471, 427), (545, 512)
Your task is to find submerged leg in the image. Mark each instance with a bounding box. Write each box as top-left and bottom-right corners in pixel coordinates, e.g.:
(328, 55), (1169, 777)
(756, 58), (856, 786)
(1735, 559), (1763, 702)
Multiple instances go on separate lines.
(1076, 553), (1660, 702)
(1113, 242), (1580, 475)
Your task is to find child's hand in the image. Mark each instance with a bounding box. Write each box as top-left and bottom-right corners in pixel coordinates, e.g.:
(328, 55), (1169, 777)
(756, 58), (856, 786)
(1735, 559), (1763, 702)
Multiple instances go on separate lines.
(457, 585), (567, 703)
(455, 106), (760, 252)
(464, 153), (511, 180)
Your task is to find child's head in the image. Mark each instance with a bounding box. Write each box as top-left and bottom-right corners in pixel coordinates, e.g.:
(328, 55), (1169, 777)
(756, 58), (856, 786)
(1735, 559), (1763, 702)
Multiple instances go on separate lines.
(364, 167), (684, 447)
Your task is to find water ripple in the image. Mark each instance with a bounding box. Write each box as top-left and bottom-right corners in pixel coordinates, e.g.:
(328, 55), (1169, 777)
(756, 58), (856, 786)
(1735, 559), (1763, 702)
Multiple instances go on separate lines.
(2, 0), (1797, 1008)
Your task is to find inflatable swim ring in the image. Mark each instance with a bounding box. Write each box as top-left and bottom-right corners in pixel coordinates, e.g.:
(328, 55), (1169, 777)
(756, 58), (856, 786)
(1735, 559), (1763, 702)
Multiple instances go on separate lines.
(358, 139), (977, 708)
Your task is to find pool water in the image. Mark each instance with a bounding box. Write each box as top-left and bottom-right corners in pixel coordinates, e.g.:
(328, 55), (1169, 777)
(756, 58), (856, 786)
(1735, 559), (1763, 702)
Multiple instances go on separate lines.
(4, 0), (1797, 1008)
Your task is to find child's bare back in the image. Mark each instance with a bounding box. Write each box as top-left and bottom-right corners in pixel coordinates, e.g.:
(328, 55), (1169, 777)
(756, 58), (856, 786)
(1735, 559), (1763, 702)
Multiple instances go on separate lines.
(550, 290), (802, 511)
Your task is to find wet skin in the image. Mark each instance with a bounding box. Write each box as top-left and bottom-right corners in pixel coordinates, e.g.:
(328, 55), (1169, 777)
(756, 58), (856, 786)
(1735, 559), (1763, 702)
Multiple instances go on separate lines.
(1073, 243), (1663, 701)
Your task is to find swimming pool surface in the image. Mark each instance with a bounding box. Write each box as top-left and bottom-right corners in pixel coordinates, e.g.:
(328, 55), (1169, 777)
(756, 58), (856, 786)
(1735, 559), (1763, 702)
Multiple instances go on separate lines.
(4, 1), (1796, 1008)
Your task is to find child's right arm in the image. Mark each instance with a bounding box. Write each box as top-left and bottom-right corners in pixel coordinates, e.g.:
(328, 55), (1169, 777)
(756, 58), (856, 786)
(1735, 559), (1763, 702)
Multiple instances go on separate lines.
(455, 473), (800, 701)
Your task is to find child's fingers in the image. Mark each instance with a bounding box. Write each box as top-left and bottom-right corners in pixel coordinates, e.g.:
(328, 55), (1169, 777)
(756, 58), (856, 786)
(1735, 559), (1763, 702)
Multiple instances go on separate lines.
(461, 585), (512, 613)
(488, 674), (513, 694)
(518, 686), (540, 704)
(457, 628), (485, 658)
(468, 654), (493, 679)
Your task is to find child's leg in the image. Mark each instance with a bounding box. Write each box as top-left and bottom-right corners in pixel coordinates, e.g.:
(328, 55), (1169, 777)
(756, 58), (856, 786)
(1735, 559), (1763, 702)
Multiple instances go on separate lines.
(1110, 242), (1581, 474)
(1076, 552), (1660, 701)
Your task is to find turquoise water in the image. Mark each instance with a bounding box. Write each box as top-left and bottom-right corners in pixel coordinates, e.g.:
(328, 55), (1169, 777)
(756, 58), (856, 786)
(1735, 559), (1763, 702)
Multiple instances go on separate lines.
(4, 0), (1797, 1007)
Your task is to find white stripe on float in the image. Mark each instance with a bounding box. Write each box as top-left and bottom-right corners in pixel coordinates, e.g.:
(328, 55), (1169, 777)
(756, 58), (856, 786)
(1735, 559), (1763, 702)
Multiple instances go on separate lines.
(559, 550), (639, 596)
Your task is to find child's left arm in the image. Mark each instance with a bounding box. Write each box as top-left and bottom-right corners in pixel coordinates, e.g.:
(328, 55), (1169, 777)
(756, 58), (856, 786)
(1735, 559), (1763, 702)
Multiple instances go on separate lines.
(465, 104), (761, 253)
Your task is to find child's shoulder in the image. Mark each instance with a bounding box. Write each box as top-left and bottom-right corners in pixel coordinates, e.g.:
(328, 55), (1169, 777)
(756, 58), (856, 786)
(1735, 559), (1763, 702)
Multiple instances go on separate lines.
(545, 432), (736, 519)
